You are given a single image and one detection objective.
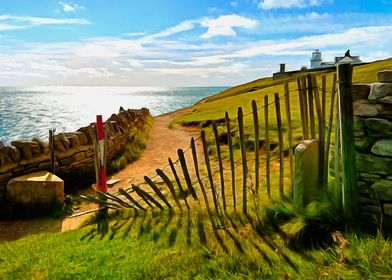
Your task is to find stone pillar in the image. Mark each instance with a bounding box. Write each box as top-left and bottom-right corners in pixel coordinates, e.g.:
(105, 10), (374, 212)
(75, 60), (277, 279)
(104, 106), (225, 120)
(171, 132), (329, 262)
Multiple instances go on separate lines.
(293, 139), (319, 209)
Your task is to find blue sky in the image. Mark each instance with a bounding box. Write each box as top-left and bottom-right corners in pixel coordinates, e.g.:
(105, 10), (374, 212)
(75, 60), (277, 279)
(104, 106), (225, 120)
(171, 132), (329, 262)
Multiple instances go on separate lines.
(0, 0), (391, 86)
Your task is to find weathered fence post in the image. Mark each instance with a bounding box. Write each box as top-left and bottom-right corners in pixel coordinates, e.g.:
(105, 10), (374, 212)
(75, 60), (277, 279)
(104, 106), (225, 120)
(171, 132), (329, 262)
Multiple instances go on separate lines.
(49, 129), (55, 173)
(337, 63), (358, 218)
(274, 93), (284, 196)
(237, 107), (248, 214)
(264, 95), (271, 198)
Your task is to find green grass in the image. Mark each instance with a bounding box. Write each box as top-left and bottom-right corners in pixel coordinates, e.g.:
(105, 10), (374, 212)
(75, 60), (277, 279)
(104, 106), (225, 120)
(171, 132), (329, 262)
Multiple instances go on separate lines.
(0, 209), (391, 279)
(108, 116), (153, 173)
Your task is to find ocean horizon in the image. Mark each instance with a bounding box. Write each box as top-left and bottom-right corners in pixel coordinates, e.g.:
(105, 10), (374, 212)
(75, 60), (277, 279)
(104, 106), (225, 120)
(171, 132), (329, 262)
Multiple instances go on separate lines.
(0, 86), (227, 145)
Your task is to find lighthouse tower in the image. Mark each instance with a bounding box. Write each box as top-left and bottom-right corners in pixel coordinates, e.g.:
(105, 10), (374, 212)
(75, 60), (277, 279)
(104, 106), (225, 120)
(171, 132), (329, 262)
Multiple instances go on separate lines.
(310, 49), (322, 69)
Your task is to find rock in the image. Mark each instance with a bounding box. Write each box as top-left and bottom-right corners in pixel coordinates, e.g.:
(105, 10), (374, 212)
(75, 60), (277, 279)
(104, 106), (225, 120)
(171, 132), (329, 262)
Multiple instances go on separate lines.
(30, 142), (41, 157)
(65, 133), (80, 148)
(377, 70), (392, 83)
(388, 176), (392, 180)
(293, 139), (319, 209)
(354, 130), (365, 137)
(77, 126), (94, 144)
(73, 152), (85, 162)
(358, 181), (370, 194)
(75, 132), (88, 146)
(370, 180), (392, 201)
(352, 84), (370, 100)
(7, 171), (64, 217)
(353, 100), (383, 117)
(53, 138), (66, 153)
(353, 117), (365, 130)
(8, 146), (21, 163)
(32, 138), (48, 154)
(11, 141), (33, 160)
(369, 83), (392, 103)
(359, 195), (377, 205)
(361, 205), (381, 214)
(368, 131), (392, 141)
(355, 137), (371, 151)
(383, 204), (392, 216)
(356, 153), (392, 175)
(379, 96), (392, 104)
(365, 118), (392, 132)
(360, 173), (381, 183)
(371, 140), (392, 156)
(0, 163), (18, 174)
(57, 133), (70, 150)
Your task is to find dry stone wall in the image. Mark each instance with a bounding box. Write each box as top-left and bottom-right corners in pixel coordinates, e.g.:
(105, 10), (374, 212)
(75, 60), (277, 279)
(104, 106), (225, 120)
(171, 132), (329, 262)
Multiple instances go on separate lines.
(0, 107), (151, 216)
(352, 70), (392, 229)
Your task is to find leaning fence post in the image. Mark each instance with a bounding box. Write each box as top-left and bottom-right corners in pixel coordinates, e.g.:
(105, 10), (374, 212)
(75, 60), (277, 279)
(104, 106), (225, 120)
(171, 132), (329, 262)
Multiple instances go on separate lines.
(337, 63), (358, 218)
(49, 129), (55, 173)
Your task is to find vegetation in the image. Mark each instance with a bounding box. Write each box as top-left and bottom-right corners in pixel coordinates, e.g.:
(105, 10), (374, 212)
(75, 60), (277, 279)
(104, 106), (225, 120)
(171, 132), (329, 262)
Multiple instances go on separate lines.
(108, 116), (153, 173)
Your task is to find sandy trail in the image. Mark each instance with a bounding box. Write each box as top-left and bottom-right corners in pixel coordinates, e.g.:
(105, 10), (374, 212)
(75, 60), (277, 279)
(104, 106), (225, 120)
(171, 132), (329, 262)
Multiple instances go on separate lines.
(0, 107), (201, 242)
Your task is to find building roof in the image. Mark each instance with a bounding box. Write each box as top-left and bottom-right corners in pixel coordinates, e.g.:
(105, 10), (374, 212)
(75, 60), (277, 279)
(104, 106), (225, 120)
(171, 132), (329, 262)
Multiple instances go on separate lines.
(335, 56), (362, 63)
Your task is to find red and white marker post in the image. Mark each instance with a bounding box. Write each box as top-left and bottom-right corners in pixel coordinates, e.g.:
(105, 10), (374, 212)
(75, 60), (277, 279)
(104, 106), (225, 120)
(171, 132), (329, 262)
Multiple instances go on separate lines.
(96, 115), (107, 193)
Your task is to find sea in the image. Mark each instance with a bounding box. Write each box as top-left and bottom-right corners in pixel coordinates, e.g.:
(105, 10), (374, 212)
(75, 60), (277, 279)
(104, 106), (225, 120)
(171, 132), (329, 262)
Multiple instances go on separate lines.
(0, 86), (227, 145)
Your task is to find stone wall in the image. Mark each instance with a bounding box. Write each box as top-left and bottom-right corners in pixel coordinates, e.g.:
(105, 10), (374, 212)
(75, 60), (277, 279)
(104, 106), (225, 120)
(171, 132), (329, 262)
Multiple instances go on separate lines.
(0, 107), (151, 216)
(352, 70), (392, 230)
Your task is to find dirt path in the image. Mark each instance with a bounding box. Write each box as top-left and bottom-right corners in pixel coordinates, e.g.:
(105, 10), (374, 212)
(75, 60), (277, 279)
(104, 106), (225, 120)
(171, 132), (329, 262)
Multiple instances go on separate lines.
(0, 107), (200, 243)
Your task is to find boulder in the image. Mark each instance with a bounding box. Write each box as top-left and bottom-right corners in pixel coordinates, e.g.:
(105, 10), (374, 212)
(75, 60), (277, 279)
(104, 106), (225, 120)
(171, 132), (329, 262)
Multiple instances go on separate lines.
(360, 173), (381, 183)
(384, 204), (392, 216)
(75, 132), (88, 146)
(11, 141), (34, 160)
(371, 139), (392, 156)
(7, 171), (64, 217)
(379, 96), (392, 104)
(356, 153), (392, 175)
(354, 137), (371, 151)
(352, 84), (370, 100)
(365, 118), (392, 132)
(370, 180), (392, 201)
(369, 83), (392, 103)
(377, 70), (392, 83)
(353, 100), (383, 117)
(353, 117), (365, 130)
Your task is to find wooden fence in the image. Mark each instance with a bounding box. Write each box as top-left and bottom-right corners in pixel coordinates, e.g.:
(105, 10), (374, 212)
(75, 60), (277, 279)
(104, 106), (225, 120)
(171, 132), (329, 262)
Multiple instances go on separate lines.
(83, 71), (341, 228)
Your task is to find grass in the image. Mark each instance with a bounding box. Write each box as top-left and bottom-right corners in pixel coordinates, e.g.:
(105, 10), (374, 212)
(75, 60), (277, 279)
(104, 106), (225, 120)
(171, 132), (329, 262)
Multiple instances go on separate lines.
(108, 116), (153, 173)
(0, 208), (391, 279)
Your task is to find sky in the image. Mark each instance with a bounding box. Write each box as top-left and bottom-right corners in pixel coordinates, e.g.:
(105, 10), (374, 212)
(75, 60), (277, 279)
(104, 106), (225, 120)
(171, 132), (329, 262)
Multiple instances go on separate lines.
(0, 0), (391, 87)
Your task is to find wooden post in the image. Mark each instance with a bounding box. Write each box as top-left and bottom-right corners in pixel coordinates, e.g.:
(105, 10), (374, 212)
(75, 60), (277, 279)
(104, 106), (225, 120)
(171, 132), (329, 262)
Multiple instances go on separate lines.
(312, 75), (324, 188)
(225, 112), (236, 210)
(201, 130), (219, 213)
(95, 115), (108, 233)
(296, 78), (306, 140)
(302, 76), (310, 140)
(252, 100), (260, 196)
(284, 82), (294, 194)
(337, 64), (358, 218)
(156, 169), (182, 211)
(275, 93), (284, 196)
(264, 95), (271, 198)
(307, 74), (316, 139)
(212, 122), (226, 210)
(144, 175), (173, 208)
(168, 157), (190, 209)
(324, 74), (337, 188)
(178, 149), (198, 201)
(49, 129), (55, 173)
(237, 107), (248, 214)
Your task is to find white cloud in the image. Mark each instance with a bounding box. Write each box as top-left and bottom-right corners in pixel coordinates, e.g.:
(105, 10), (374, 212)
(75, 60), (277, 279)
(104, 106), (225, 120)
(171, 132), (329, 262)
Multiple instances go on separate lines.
(201, 14), (257, 38)
(59, 1), (85, 13)
(298, 12), (330, 20)
(142, 20), (196, 42)
(259, 0), (323, 9)
(0, 14), (89, 31)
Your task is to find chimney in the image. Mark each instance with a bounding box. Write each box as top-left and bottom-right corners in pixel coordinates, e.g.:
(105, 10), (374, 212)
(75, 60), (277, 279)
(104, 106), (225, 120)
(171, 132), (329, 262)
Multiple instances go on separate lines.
(280, 63), (286, 73)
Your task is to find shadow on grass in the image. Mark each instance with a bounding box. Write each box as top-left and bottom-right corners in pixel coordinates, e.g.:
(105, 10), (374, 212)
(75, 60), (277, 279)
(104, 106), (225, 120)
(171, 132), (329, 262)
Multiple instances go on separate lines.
(80, 208), (302, 273)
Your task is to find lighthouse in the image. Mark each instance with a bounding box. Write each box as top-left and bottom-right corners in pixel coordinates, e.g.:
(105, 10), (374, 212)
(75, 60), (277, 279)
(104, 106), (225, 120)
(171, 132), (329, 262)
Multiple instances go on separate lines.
(310, 49), (322, 69)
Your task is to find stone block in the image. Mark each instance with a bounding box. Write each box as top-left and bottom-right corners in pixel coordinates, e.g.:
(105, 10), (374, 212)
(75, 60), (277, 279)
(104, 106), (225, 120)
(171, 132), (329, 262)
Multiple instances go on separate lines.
(370, 180), (392, 201)
(360, 173), (381, 183)
(293, 139), (319, 209)
(11, 141), (34, 160)
(353, 117), (365, 130)
(75, 132), (88, 146)
(356, 153), (392, 175)
(358, 181), (370, 194)
(369, 83), (392, 103)
(0, 163), (18, 174)
(57, 133), (71, 150)
(371, 139), (392, 157)
(353, 100), (383, 117)
(377, 70), (392, 83)
(7, 171), (64, 217)
(379, 96), (392, 104)
(361, 205), (381, 214)
(384, 204), (392, 216)
(53, 137), (67, 153)
(365, 118), (392, 132)
(354, 137), (371, 151)
(352, 84), (370, 100)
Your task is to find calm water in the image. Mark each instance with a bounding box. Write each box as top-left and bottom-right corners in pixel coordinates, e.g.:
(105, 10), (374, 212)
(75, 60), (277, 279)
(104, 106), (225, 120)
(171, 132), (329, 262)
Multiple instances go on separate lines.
(0, 86), (227, 144)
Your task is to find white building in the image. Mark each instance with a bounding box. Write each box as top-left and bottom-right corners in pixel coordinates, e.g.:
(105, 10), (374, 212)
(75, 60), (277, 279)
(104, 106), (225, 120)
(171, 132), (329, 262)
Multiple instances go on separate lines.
(310, 49), (362, 69)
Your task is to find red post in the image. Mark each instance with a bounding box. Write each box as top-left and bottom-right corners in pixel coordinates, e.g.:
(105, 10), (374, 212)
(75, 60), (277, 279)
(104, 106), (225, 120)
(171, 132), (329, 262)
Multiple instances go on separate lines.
(96, 115), (107, 193)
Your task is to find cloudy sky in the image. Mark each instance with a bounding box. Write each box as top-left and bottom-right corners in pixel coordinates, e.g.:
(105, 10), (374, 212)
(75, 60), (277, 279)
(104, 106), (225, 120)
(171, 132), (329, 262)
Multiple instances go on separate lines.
(0, 0), (391, 86)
